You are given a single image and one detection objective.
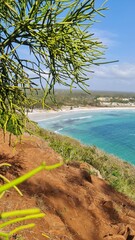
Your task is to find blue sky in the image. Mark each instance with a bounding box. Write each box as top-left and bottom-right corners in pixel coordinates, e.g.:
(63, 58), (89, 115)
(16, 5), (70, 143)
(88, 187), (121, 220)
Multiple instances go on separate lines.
(90, 0), (135, 92)
(17, 0), (135, 93)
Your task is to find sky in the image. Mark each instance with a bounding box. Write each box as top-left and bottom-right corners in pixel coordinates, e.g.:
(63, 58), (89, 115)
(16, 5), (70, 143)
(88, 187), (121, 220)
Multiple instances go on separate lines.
(90, 0), (135, 92)
(16, 0), (135, 93)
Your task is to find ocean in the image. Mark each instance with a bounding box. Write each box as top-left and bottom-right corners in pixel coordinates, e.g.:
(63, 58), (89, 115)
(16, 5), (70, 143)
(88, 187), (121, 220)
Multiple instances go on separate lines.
(37, 109), (135, 165)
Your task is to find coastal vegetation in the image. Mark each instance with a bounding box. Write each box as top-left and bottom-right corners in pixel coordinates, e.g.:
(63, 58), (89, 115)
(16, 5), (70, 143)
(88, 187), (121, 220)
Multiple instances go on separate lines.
(1, 0), (135, 239)
(0, 0), (109, 135)
(26, 89), (135, 110)
(0, 0), (115, 239)
(0, 131), (135, 239)
(34, 126), (135, 200)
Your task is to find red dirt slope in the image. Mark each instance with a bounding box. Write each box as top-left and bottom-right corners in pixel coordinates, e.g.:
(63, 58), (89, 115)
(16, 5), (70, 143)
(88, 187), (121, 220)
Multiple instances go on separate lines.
(0, 131), (135, 240)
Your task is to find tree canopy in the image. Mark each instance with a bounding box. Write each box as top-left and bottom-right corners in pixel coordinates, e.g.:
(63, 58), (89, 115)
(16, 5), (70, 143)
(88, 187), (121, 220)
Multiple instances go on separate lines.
(0, 0), (108, 136)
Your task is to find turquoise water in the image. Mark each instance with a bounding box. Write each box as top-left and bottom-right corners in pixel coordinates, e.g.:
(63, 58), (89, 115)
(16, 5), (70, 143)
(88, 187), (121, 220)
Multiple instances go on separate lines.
(38, 109), (135, 165)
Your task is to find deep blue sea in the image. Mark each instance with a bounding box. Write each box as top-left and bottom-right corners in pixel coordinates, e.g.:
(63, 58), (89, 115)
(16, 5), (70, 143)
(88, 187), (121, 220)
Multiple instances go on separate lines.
(38, 109), (135, 165)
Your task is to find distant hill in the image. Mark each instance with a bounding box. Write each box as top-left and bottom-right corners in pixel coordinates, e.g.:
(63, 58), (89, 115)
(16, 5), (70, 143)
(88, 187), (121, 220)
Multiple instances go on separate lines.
(25, 89), (135, 110)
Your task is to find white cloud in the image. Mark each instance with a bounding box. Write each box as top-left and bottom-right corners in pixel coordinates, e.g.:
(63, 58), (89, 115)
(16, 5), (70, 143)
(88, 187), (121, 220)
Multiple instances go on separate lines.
(92, 28), (118, 47)
(89, 63), (135, 92)
(93, 63), (135, 81)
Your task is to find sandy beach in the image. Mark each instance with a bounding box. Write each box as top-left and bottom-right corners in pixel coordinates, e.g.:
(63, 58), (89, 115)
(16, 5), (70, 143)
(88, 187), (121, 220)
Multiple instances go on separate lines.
(28, 106), (135, 122)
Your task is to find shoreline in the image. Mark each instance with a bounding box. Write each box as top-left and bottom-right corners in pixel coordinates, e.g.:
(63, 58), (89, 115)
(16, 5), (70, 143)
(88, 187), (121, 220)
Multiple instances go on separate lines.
(28, 106), (135, 166)
(28, 106), (135, 122)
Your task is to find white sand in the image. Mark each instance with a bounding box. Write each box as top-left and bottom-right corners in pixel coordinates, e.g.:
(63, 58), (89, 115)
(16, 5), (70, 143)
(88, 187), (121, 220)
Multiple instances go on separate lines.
(28, 106), (135, 122)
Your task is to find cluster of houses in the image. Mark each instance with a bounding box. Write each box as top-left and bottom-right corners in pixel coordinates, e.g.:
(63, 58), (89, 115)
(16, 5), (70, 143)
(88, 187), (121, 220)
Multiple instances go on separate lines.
(96, 97), (135, 107)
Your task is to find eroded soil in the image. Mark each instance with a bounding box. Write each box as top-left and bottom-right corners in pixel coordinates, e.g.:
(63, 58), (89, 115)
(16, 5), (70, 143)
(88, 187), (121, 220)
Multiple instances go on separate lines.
(0, 131), (135, 240)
